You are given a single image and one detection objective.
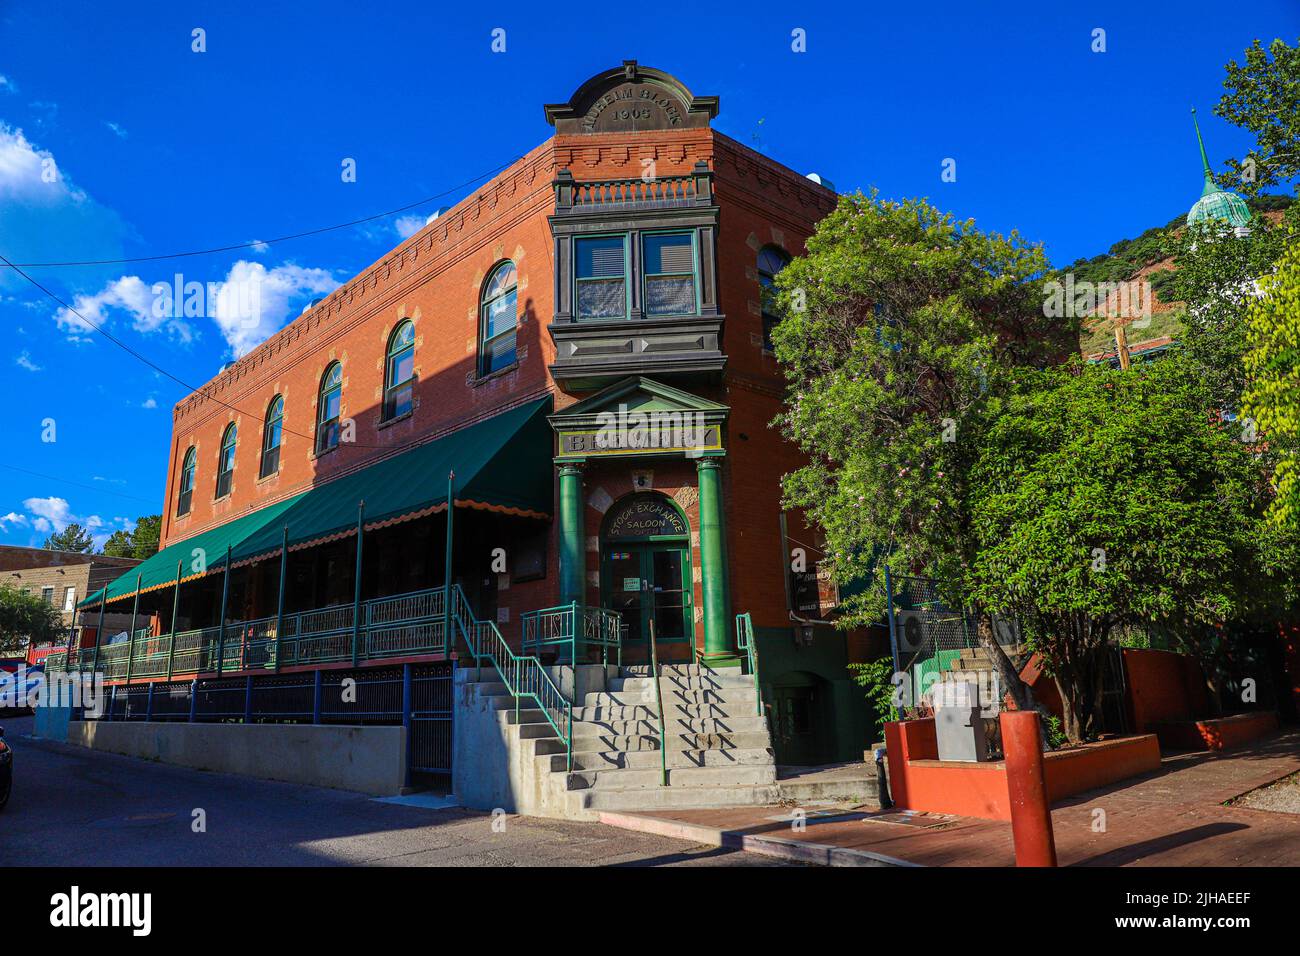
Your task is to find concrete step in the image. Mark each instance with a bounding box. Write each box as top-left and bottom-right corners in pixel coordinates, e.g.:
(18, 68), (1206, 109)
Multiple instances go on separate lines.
(584, 686), (757, 707)
(542, 746), (774, 774)
(567, 729), (773, 754)
(565, 764), (778, 792)
(609, 674), (754, 693)
(572, 714), (769, 738)
(570, 784), (782, 813)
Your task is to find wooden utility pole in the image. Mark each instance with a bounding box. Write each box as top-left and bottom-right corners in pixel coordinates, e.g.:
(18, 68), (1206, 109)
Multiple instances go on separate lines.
(1114, 321), (1132, 370)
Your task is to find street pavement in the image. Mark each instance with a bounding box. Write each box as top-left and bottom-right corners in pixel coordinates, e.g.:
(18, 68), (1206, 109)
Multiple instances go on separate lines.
(0, 716), (785, 867)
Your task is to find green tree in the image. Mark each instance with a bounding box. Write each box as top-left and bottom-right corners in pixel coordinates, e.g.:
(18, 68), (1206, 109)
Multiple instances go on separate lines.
(101, 514), (161, 559)
(43, 523), (93, 553)
(0, 583), (65, 655)
(966, 359), (1268, 741)
(1243, 241), (1300, 528)
(771, 191), (1072, 713)
(1216, 37), (1300, 195)
(1169, 215), (1290, 410)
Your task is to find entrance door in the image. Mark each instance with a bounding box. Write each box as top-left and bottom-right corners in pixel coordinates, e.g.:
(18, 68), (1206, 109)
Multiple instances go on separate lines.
(773, 683), (821, 766)
(604, 543), (692, 661)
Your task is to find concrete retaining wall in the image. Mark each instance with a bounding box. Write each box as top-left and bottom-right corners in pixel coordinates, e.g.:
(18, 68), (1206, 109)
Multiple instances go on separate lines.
(68, 721), (407, 796)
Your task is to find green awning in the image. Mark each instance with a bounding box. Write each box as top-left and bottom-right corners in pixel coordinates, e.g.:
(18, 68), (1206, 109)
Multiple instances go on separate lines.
(81, 397), (553, 609)
(78, 492), (305, 608)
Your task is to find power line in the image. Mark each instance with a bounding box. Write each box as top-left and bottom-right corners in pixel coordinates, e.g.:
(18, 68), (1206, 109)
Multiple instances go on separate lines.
(0, 463), (157, 506)
(1, 251), (409, 452)
(0, 157), (524, 267)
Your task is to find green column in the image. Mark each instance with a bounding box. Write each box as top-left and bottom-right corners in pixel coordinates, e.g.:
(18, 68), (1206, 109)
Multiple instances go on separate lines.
(697, 457), (733, 662)
(558, 464), (585, 607)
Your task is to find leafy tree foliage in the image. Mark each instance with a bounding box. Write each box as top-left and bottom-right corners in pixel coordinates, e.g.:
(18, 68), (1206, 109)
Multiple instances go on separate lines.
(0, 583), (65, 655)
(1244, 242), (1300, 527)
(966, 359), (1269, 741)
(1169, 215), (1291, 410)
(43, 523), (93, 554)
(771, 191), (1071, 713)
(1216, 37), (1300, 194)
(101, 515), (161, 559)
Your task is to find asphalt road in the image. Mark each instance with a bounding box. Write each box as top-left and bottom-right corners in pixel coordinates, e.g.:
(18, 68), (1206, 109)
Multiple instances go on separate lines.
(0, 716), (782, 867)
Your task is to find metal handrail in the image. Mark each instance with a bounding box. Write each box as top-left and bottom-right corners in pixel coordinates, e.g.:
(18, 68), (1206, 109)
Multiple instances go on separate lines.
(648, 619), (668, 787)
(735, 612), (762, 716)
(453, 584), (574, 772)
(520, 602), (622, 667)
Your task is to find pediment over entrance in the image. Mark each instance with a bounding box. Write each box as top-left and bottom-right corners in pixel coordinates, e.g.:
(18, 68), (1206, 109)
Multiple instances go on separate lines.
(549, 377), (729, 461)
(544, 60), (719, 135)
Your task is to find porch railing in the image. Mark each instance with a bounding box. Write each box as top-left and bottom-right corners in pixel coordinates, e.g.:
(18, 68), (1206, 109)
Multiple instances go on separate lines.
(46, 587), (452, 679)
(520, 602), (622, 667)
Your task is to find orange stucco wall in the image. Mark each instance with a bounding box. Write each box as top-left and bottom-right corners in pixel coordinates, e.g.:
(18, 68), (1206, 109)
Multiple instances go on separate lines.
(884, 718), (1162, 821)
(1152, 711), (1280, 752)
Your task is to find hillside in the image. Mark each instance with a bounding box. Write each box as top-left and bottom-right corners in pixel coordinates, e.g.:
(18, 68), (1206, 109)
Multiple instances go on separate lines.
(1063, 195), (1293, 359)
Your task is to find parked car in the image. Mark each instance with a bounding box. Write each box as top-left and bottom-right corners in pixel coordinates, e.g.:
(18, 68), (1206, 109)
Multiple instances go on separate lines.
(0, 726), (11, 811)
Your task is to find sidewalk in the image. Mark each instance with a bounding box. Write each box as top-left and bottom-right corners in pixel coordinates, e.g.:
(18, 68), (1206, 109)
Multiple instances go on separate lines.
(599, 729), (1300, 867)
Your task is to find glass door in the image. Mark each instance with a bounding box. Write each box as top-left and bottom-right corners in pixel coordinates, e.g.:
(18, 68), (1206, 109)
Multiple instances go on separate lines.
(602, 543), (692, 661)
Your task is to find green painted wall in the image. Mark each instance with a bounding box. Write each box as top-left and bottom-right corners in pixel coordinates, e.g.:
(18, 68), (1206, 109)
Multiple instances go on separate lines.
(753, 624), (873, 766)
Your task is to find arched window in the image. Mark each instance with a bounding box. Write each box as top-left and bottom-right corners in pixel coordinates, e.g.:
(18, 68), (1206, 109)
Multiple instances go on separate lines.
(384, 321), (416, 420)
(260, 395), (284, 478)
(215, 423), (237, 499)
(316, 363), (343, 453)
(176, 447), (196, 517)
(479, 261), (517, 376)
(758, 246), (792, 351)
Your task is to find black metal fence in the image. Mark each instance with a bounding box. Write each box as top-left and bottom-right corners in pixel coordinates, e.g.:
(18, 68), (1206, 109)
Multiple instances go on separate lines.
(92, 662), (454, 777)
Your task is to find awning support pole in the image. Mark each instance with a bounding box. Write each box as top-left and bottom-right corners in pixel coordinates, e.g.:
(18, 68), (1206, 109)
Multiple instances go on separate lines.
(91, 589), (107, 674)
(274, 526), (288, 674)
(216, 545), (232, 675)
(165, 560), (182, 680)
(443, 471), (455, 660)
(125, 574), (141, 686)
(351, 501), (365, 667)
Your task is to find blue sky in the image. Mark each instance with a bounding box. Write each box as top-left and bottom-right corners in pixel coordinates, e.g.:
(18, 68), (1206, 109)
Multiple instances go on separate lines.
(1, 0), (1297, 548)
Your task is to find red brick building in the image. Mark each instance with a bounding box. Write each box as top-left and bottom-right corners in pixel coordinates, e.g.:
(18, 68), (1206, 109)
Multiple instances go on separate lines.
(72, 63), (875, 766)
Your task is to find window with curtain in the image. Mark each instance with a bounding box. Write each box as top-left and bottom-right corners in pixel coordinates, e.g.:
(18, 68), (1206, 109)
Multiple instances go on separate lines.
(384, 321), (416, 417)
(260, 395), (284, 477)
(176, 447), (196, 516)
(643, 232), (697, 316)
(215, 423), (237, 498)
(758, 245), (792, 350)
(575, 236), (627, 320)
(479, 264), (517, 376)
(317, 363), (343, 453)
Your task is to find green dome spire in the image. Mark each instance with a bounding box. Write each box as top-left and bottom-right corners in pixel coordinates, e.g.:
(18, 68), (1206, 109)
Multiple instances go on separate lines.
(1187, 107), (1252, 231)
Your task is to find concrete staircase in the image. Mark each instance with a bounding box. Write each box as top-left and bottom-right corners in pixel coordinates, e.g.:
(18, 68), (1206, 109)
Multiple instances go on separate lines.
(454, 661), (780, 819)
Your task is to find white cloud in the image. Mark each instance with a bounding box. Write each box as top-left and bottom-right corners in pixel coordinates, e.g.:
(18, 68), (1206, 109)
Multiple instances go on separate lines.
(211, 260), (338, 358)
(105, 121), (127, 139)
(0, 512), (28, 531)
(249, 239), (270, 254)
(141, 397), (157, 409)
(52, 274), (193, 344)
(15, 350), (41, 372)
(23, 496), (73, 532)
(0, 75), (15, 94)
(0, 123), (130, 292)
(394, 215), (425, 240)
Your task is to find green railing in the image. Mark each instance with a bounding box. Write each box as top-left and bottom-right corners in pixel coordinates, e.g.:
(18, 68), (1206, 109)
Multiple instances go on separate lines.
(453, 585), (575, 771)
(520, 602), (622, 667)
(50, 587), (452, 680)
(735, 612), (762, 716)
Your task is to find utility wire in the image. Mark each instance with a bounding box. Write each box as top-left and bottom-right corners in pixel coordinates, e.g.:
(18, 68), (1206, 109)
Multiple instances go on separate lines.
(0, 156), (524, 267)
(0, 463), (156, 506)
(2, 250), (411, 452)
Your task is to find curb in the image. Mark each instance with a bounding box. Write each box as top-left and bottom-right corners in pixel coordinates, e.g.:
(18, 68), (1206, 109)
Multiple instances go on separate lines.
(598, 810), (919, 867)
